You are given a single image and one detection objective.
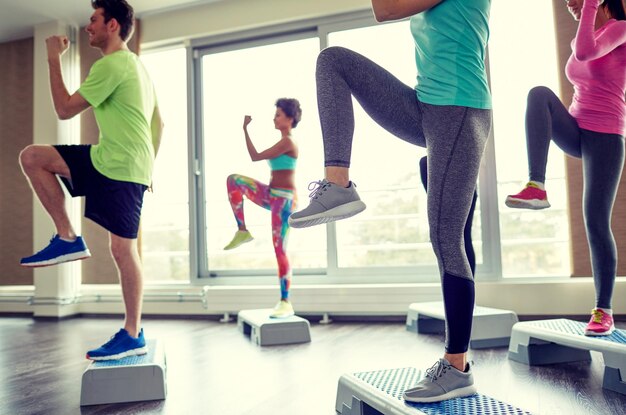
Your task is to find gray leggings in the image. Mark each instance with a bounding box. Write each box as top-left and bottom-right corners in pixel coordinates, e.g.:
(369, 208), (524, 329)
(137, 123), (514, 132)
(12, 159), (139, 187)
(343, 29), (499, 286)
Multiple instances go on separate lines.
(317, 46), (492, 353)
(318, 46), (492, 279)
(526, 86), (625, 309)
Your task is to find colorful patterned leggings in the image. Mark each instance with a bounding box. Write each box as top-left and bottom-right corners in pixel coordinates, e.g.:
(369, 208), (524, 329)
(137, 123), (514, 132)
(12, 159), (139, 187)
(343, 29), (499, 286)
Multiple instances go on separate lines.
(226, 174), (296, 300)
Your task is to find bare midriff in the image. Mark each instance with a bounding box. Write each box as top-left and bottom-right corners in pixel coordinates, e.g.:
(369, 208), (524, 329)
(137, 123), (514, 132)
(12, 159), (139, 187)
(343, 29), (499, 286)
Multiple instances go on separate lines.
(270, 169), (295, 190)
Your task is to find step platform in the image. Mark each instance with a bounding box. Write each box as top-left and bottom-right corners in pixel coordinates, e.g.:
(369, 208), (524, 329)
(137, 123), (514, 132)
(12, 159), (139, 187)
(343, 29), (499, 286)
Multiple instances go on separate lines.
(508, 318), (626, 395)
(336, 367), (531, 415)
(406, 302), (518, 349)
(80, 339), (167, 406)
(237, 308), (311, 346)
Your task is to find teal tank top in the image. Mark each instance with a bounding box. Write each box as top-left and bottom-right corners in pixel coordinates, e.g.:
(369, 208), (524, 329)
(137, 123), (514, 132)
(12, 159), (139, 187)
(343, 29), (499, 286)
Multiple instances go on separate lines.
(410, 0), (492, 109)
(268, 154), (297, 171)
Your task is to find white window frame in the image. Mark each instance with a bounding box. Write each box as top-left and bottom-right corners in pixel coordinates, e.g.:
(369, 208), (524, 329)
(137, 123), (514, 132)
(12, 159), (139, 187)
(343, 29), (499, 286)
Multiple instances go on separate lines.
(183, 9), (558, 286)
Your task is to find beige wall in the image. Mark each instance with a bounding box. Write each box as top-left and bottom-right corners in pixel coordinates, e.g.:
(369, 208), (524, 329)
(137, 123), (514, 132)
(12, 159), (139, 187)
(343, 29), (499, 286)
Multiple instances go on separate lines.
(0, 38), (34, 285)
(552, 1), (626, 277)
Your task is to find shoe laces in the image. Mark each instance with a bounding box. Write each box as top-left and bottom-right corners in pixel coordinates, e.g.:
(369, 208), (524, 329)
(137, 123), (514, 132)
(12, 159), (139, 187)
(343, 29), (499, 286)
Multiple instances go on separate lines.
(308, 179), (332, 199)
(101, 330), (124, 348)
(33, 234), (59, 255)
(425, 359), (449, 382)
(591, 308), (606, 324)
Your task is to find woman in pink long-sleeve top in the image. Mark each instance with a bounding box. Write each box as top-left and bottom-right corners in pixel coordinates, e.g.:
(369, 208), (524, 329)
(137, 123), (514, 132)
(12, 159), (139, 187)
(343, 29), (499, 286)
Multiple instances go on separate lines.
(506, 0), (626, 336)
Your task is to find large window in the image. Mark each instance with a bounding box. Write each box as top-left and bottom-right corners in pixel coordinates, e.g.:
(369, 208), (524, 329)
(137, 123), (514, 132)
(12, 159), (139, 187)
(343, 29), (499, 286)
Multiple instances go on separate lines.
(197, 35), (327, 277)
(327, 23), (438, 270)
(193, 19), (448, 282)
(489, 1), (571, 277)
(140, 47), (190, 282)
(139, 6), (570, 283)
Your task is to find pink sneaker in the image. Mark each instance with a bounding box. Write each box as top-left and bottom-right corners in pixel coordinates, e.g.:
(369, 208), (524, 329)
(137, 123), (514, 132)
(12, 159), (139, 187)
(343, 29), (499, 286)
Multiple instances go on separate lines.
(585, 308), (615, 336)
(505, 182), (550, 209)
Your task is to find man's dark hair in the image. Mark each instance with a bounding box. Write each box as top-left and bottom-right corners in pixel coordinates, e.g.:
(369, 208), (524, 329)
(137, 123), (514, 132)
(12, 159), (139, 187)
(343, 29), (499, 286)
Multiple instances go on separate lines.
(91, 0), (135, 41)
(276, 98), (302, 128)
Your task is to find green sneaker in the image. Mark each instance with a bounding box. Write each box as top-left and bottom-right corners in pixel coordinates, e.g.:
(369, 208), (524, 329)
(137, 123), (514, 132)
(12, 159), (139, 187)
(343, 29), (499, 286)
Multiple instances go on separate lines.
(270, 300), (294, 318)
(224, 230), (253, 250)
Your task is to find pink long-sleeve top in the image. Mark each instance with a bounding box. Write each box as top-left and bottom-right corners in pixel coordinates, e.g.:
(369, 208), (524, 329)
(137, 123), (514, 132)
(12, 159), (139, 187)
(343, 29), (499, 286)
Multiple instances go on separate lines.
(565, 0), (626, 136)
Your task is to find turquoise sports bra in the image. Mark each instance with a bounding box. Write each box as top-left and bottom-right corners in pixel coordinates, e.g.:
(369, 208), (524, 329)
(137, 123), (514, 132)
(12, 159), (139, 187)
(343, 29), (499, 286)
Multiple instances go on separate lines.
(268, 154), (297, 171)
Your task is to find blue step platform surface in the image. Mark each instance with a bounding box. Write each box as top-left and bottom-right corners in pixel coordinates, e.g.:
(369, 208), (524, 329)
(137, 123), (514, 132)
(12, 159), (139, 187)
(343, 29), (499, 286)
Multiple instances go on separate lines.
(508, 319), (626, 395)
(406, 302), (518, 349)
(237, 308), (311, 346)
(80, 339), (167, 406)
(336, 367), (531, 415)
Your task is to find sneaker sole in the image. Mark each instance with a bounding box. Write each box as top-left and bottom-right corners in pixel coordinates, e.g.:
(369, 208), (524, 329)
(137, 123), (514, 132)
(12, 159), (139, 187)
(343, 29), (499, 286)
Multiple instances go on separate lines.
(505, 197), (550, 210)
(270, 312), (295, 319)
(289, 201), (366, 228)
(403, 385), (477, 403)
(20, 250), (91, 268)
(585, 328), (615, 336)
(224, 237), (254, 250)
(87, 346), (148, 361)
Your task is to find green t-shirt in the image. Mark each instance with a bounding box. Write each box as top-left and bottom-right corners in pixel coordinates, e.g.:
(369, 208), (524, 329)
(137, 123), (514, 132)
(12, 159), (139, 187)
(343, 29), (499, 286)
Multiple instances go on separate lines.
(410, 0), (492, 109)
(79, 50), (157, 186)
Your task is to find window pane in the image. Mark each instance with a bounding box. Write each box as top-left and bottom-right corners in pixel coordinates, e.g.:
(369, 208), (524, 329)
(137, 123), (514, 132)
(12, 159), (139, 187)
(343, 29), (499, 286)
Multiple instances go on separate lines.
(140, 48), (190, 281)
(201, 37), (327, 275)
(328, 22), (442, 269)
(489, 2), (571, 277)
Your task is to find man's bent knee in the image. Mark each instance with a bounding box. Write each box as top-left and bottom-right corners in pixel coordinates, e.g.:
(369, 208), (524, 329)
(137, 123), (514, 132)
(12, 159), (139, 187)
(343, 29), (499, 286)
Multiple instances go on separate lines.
(19, 145), (40, 171)
(19, 145), (68, 176)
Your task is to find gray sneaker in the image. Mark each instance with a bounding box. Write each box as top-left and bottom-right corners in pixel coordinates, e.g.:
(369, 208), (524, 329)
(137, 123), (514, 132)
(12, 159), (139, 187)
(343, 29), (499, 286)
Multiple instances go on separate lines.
(403, 358), (477, 403)
(288, 179), (366, 228)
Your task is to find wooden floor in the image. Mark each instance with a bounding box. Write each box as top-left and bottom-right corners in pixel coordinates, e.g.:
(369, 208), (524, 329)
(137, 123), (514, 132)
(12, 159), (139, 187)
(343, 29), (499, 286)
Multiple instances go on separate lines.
(1, 315), (625, 415)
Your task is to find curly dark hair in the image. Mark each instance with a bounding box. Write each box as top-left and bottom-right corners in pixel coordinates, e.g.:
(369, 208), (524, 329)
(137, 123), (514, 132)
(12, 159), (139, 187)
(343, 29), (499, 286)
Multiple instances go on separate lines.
(91, 0), (135, 41)
(275, 98), (302, 128)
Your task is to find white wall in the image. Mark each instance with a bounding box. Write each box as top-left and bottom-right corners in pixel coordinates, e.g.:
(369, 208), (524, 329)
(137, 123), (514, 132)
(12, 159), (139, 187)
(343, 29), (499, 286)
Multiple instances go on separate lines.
(140, 0), (370, 48)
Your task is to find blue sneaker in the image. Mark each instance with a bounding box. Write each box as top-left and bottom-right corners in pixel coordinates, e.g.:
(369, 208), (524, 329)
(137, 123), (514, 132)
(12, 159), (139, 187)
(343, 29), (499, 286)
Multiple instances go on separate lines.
(20, 235), (91, 267)
(86, 328), (147, 361)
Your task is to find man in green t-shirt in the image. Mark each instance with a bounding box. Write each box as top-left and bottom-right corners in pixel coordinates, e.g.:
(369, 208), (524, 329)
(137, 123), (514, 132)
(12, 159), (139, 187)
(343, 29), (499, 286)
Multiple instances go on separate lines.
(19, 0), (163, 361)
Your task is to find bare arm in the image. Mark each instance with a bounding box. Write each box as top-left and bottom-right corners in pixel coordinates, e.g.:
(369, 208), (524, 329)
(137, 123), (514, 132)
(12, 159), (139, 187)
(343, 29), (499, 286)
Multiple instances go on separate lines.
(151, 105), (164, 157)
(243, 115), (294, 161)
(371, 0), (443, 22)
(243, 115), (261, 160)
(46, 36), (90, 120)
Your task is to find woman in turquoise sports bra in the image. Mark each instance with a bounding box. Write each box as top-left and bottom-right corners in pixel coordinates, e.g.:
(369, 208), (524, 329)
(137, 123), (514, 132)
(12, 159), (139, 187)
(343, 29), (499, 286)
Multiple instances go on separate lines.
(224, 98), (301, 318)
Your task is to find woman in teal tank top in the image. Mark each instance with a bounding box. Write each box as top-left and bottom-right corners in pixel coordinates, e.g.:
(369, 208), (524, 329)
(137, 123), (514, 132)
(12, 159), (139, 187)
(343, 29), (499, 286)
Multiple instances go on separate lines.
(224, 98), (302, 318)
(288, 0), (493, 403)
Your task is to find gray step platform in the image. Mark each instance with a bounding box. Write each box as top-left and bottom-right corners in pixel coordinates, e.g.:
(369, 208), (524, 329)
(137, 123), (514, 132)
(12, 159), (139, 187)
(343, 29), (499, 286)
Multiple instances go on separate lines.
(80, 339), (167, 406)
(406, 302), (518, 348)
(508, 318), (626, 395)
(237, 308), (311, 346)
(336, 367), (531, 415)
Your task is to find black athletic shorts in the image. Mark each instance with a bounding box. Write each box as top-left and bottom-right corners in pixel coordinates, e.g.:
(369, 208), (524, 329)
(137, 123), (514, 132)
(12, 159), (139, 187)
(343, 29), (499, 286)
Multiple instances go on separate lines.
(54, 144), (147, 239)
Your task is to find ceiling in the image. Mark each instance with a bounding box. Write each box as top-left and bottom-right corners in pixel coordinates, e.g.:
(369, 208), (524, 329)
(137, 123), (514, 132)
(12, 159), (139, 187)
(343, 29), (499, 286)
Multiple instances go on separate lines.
(0, 0), (222, 43)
